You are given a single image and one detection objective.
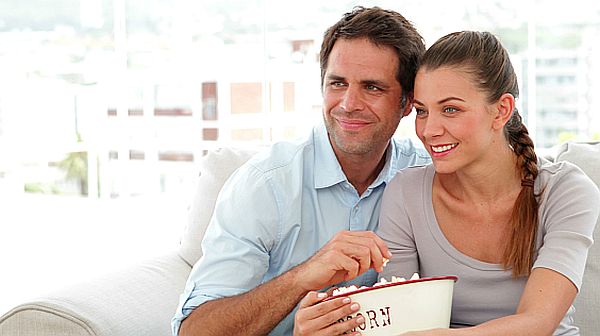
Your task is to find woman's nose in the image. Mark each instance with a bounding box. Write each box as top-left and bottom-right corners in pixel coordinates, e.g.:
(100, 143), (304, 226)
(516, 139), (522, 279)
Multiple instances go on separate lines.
(420, 112), (444, 139)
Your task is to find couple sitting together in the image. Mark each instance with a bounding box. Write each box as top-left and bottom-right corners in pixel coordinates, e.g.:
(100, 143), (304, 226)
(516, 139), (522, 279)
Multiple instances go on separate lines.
(172, 6), (599, 336)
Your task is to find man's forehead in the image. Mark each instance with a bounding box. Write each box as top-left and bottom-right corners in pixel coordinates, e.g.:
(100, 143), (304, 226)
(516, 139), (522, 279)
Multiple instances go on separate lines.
(326, 38), (399, 79)
(325, 61), (400, 87)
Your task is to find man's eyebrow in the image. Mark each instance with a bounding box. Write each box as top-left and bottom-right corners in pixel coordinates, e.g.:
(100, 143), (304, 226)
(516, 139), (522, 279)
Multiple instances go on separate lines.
(325, 74), (390, 88)
(361, 79), (390, 89)
(325, 74), (345, 81)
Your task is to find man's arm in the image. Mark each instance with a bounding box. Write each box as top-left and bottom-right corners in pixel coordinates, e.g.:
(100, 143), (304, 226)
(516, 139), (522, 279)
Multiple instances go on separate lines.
(179, 230), (391, 336)
(180, 264), (306, 336)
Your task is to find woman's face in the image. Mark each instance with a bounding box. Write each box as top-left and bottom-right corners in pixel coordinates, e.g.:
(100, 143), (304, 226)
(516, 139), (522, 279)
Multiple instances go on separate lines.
(413, 66), (501, 174)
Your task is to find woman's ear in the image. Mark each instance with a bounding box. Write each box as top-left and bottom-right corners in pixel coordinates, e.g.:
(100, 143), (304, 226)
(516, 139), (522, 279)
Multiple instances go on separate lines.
(492, 93), (515, 130)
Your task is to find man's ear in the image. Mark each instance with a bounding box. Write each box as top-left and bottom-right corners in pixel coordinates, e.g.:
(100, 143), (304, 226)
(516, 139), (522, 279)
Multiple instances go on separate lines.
(492, 93), (515, 130)
(402, 92), (414, 117)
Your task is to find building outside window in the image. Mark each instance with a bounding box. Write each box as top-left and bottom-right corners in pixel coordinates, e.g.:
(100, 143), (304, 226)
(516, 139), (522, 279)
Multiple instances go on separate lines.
(0, 0), (598, 315)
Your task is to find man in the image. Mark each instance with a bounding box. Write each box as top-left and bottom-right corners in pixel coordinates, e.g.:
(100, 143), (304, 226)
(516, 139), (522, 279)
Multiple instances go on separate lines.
(172, 6), (429, 335)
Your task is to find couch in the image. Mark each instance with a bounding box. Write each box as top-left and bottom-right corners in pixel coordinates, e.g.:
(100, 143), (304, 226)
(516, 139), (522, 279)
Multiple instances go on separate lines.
(1, 142), (598, 336)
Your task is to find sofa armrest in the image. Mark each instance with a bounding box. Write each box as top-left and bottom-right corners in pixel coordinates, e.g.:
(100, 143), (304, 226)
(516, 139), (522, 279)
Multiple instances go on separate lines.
(0, 252), (191, 336)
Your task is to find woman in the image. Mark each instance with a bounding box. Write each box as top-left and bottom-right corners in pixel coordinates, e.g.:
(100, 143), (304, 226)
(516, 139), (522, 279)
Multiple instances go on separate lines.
(293, 31), (599, 335)
(377, 31), (599, 335)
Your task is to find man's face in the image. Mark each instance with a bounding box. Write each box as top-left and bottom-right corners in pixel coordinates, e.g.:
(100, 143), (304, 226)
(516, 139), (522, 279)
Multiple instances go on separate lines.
(322, 38), (409, 157)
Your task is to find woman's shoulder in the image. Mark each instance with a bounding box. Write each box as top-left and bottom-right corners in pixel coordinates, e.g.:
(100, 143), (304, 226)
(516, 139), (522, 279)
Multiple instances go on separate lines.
(538, 157), (582, 175)
(389, 163), (433, 186)
(538, 158), (599, 194)
(385, 164), (434, 202)
(538, 157), (600, 216)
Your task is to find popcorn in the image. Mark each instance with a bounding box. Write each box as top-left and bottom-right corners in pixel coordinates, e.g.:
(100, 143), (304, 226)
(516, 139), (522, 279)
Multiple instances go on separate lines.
(332, 273), (420, 296)
(331, 285), (363, 296)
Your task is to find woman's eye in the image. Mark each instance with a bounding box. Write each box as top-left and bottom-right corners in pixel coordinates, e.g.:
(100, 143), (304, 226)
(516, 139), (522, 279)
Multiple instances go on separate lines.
(443, 106), (458, 113)
(415, 108), (427, 116)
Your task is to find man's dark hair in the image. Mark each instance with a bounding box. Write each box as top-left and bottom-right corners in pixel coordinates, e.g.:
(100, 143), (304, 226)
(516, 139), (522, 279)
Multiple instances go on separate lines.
(320, 6), (425, 103)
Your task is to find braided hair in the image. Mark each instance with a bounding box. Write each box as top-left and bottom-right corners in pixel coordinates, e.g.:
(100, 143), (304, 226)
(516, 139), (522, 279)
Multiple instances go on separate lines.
(420, 31), (540, 277)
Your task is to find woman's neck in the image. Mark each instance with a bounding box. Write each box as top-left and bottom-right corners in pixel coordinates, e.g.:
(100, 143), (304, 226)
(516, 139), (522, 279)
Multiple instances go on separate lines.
(437, 144), (521, 204)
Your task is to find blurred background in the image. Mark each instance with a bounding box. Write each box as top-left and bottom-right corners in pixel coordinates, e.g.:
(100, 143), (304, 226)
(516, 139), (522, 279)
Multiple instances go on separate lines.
(1, 0), (599, 314)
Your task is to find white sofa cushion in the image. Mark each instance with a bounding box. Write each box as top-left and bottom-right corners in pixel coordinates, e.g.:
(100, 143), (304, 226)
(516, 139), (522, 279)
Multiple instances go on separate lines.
(178, 147), (257, 267)
(554, 141), (600, 335)
(0, 252), (190, 336)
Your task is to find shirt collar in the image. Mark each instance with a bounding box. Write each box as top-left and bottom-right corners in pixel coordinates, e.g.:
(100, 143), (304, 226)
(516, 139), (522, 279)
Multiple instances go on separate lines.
(371, 139), (398, 188)
(313, 122), (398, 190)
(314, 123), (347, 189)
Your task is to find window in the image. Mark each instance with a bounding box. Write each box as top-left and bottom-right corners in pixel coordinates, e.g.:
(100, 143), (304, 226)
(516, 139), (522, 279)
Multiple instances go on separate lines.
(1, 0), (599, 317)
(1, 0), (599, 199)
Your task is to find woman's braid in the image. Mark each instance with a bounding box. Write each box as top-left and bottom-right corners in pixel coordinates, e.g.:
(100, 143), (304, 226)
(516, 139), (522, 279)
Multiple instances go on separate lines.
(505, 110), (538, 186)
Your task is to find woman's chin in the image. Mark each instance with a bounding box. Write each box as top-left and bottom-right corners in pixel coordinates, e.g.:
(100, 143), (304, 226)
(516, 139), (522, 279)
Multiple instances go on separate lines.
(432, 162), (457, 175)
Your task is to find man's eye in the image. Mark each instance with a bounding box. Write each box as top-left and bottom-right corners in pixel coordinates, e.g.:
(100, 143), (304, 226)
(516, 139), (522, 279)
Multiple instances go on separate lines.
(366, 84), (381, 91)
(330, 81), (346, 87)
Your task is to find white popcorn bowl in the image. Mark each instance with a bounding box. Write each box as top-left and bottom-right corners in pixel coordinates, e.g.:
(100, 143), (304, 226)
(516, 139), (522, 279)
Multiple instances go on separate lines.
(330, 275), (457, 336)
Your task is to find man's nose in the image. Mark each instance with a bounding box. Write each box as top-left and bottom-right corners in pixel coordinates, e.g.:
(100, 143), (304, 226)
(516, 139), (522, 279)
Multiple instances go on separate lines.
(340, 86), (365, 112)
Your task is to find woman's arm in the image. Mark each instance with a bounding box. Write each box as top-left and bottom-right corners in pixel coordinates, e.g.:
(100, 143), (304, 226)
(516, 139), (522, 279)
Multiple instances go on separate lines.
(402, 267), (577, 336)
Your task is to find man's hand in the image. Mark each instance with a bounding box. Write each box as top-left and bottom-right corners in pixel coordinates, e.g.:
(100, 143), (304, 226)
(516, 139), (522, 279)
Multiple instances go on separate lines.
(180, 231), (390, 336)
(293, 230), (391, 292)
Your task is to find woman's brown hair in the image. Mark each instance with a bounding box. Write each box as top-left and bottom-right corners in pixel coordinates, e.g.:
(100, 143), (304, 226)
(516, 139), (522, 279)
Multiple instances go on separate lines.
(420, 31), (539, 277)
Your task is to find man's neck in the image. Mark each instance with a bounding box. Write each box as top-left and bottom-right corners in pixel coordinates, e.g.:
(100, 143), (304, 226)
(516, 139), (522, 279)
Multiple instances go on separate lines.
(336, 147), (389, 196)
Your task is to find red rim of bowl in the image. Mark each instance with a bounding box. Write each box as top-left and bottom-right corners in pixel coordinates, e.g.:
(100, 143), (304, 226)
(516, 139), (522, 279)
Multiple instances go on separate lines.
(325, 275), (458, 301)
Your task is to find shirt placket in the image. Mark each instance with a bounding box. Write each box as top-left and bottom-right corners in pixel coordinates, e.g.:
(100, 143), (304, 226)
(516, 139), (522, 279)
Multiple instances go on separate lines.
(348, 185), (376, 231)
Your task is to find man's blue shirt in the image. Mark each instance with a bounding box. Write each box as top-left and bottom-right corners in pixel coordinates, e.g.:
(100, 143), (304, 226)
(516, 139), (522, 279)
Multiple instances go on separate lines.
(172, 123), (430, 335)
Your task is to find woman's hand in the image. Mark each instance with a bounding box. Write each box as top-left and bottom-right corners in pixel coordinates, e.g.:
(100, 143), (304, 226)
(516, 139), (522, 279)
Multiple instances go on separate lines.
(294, 291), (364, 336)
(400, 329), (450, 335)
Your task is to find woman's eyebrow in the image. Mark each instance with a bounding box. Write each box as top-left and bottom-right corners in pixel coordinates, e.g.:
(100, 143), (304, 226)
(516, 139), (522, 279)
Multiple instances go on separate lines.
(437, 96), (465, 104)
(413, 96), (466, 106)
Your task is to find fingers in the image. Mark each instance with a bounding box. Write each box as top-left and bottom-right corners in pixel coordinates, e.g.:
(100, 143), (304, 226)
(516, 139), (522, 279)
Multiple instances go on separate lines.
(298, 291), (328, 309)
(329, 250), (362, 281)
(325, 287), (338, 297)
(296, 231), (391, 291)
(331, 231), (391, 273)
(345, 231), (391, 259)
(328, 315), (365, 336)
(294, 250), (361, 291)
(294, 292), (364, 336)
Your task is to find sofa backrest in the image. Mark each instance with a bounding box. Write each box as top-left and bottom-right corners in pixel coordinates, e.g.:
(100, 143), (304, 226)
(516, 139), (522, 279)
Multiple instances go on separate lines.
(553, 141), (600, 335)
(178, 147), (258, 267)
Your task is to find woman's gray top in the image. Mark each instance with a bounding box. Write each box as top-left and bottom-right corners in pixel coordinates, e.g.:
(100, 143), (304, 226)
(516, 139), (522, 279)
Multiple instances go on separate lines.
(378, 159), (599, 335)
